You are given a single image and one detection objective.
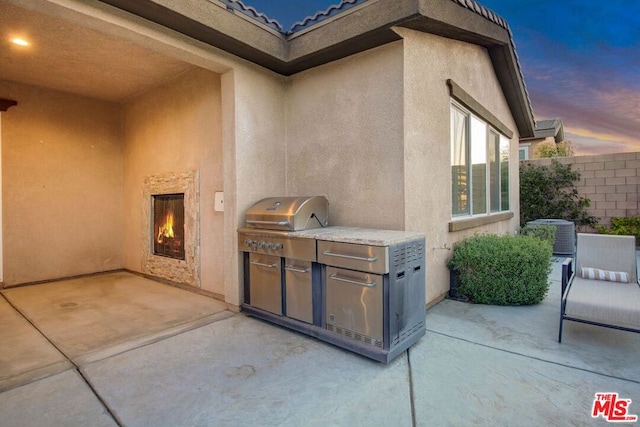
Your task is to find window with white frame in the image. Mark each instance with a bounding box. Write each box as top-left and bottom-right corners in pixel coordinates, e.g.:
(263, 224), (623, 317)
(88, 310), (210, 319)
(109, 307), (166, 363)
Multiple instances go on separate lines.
(451, 101), (510, 217)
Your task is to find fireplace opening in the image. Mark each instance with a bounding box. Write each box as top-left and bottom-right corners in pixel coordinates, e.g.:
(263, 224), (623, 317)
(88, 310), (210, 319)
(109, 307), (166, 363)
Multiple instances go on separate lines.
(152, 193), (185, 260)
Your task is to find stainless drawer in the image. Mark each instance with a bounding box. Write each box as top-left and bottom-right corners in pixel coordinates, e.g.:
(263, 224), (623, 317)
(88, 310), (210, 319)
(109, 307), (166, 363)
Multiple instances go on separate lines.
(325, 266), (383, 344)
(284, 259), (313, 323)
(318, 240), (388, 274)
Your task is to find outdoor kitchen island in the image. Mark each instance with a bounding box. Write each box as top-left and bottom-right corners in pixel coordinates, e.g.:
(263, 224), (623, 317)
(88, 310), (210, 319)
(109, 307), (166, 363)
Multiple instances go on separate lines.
(240, 226), (426, 363)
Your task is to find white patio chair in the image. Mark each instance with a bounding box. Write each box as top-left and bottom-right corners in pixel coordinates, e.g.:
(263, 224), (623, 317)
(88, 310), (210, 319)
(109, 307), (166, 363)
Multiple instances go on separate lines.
(559, 233), (640, 342)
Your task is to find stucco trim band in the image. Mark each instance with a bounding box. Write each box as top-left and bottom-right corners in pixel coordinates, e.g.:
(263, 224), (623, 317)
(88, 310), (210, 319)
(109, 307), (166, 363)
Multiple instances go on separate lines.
(448, 211), (514, 232)
(141, 170), (200, 287)
(447, 79), (513, 139)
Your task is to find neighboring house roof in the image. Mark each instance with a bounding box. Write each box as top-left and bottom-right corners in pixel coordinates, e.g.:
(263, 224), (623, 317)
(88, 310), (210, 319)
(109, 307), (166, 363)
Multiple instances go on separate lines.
(98, 0), (536, 138)
(535, 118), (565, 141)
(521, 118), (565, 143)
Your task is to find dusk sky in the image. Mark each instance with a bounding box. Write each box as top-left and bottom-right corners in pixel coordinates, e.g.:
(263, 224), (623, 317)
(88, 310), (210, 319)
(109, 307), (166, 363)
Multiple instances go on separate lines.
(245, 0), (640, 155)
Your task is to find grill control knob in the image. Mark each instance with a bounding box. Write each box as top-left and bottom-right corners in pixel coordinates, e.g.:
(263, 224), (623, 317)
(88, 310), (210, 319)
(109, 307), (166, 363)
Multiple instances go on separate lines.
(258, 241), (266, 248)
(244, 239), (254, 247)
(272, 243), (283, 250)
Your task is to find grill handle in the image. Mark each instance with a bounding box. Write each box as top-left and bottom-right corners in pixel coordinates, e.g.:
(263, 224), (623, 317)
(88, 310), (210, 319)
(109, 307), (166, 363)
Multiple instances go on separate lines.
(246, 219), (290, 227)
(322, 250), (378, 262)
(328, 273), (376, 287)
(285, 265), (309, 273)
(250, 260), (278, 268)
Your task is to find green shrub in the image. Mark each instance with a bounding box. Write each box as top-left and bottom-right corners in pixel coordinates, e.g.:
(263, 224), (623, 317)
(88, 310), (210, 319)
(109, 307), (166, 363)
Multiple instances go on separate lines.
(597, 216), (640, 242)
(518, 224), (556, 249)
(520, 160), (598, 229)
(447, 234), (552, 305)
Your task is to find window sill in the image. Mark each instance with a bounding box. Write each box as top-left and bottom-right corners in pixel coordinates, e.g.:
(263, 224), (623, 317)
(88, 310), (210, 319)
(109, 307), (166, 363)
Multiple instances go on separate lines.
(449, 212), (514, 232)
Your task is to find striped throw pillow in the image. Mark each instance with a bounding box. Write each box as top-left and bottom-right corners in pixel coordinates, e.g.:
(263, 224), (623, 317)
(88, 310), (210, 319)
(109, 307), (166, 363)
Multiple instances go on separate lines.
(581, 267), (631, 283)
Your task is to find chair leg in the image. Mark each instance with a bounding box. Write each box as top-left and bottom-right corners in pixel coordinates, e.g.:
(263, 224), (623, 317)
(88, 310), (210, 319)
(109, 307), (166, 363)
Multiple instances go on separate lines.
(558, 316), (564, 343)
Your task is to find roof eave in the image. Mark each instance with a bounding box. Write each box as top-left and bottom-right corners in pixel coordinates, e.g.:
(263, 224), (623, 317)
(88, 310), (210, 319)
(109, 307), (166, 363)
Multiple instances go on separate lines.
(96, 0), (290, 69)
(96, 0), (536, 137)
(488, 45), (535, 137)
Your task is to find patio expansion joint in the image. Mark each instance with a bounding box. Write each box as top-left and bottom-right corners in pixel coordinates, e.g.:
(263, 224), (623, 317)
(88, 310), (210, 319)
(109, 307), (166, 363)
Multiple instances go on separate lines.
(71, 310), (236, 367)
(407, 348), (418, 427)
(425, 329), (640, 386)
(0, 292), (124, 426)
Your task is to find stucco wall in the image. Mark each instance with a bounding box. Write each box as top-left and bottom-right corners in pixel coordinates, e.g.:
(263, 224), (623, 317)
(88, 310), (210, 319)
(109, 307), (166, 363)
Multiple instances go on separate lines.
(221, 66), (288, 306)
(286, 34), (519, 303)
(0, 20), (526, 309)
(397, 29), (521, 304)
(285, 33), (521, 305)
(285, 42), (405, 229)
(0, 81), (123, 285)
(122, 68), (224, 295)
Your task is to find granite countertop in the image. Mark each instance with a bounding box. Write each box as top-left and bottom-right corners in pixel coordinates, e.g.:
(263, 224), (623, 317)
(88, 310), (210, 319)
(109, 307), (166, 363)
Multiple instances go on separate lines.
(290, 226), (425, 246)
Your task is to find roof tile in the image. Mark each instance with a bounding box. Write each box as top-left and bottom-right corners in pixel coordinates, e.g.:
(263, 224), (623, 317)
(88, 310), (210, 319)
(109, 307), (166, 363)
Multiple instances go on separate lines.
(220, 0), (536, 128)
(287, 0), (367, 34)
(220, 0), (283, 32)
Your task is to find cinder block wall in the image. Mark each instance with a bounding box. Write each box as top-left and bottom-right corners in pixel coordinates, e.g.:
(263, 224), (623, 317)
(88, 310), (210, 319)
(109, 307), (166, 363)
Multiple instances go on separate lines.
(522, 152), (640, 228)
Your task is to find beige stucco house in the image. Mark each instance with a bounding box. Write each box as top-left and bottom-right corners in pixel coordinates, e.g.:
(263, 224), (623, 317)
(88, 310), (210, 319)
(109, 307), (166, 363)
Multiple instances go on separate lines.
(519, 118), (565, 160)
(0, 0), (535, 307)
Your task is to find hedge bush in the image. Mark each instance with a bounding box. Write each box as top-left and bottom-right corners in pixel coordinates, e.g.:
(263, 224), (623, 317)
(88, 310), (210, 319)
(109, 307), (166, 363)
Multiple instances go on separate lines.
(518, 224), (556, 249)
(447, 234), (552, 305)
(597, 216), (640, 242)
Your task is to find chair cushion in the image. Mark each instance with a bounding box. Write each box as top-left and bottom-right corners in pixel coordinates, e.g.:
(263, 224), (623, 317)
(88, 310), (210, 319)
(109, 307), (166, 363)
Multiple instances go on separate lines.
(581, 267), (630, 283)
(565, 278), (640, 330)
(575, 234), (637, 283)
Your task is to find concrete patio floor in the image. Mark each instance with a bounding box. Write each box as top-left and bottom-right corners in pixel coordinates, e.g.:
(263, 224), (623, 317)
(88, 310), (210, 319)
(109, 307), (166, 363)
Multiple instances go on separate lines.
(0, 260), (638, 426)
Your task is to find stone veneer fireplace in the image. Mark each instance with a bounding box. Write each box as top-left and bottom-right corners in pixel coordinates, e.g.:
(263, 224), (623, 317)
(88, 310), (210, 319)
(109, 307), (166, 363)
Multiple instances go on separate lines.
(142, 170), (199, 287)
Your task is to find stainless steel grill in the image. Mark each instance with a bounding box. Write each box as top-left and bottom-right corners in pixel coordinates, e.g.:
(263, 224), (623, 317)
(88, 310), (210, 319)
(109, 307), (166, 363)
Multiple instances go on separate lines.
(238, 196), (328, 262)
(238, 196), (328, 323)
(238, 196), (426, 363)
(243, 196), (328, 231)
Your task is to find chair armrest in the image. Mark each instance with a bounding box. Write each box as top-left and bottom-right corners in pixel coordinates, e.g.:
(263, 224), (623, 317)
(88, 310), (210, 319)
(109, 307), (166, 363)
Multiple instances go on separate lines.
(561, 257), (574, 297)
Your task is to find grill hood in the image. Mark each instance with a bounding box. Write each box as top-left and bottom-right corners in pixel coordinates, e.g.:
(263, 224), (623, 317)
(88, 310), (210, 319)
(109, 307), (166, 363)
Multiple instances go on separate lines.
(245, 196), (329, 231)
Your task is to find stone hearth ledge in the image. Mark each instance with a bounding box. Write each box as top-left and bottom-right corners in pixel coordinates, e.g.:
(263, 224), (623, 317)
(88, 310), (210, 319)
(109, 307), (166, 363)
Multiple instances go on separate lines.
(290, 226), (425, 246)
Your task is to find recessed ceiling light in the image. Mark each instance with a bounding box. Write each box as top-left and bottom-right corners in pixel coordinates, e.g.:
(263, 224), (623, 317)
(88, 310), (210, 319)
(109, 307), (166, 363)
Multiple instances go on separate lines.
(11, 38), (30, 46)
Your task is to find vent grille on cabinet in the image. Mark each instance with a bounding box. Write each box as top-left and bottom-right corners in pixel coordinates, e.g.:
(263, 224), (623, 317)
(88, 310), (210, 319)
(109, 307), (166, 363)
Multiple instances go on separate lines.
(326, 324), (382, 348)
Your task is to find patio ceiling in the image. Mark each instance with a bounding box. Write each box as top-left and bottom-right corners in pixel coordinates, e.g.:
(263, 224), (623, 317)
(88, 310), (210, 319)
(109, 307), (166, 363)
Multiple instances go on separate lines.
(0, 0), (536, 137)
(0, 0), (194, 103)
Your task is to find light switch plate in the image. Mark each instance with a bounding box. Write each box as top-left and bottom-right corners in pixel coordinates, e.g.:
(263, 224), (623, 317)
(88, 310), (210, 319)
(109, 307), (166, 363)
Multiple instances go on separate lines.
(214, 191), (224, 212)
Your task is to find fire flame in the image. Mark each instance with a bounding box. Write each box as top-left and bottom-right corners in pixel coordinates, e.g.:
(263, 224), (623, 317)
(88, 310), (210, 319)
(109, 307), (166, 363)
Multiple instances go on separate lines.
(157, 209), (175, 243)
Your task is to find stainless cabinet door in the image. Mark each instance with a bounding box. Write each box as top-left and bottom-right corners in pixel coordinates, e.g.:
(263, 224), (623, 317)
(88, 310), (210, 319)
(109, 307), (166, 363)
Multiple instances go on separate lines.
(325, 266), (383, 342)
(285, 259), (313, 323)
(249, 253), (282, 315)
